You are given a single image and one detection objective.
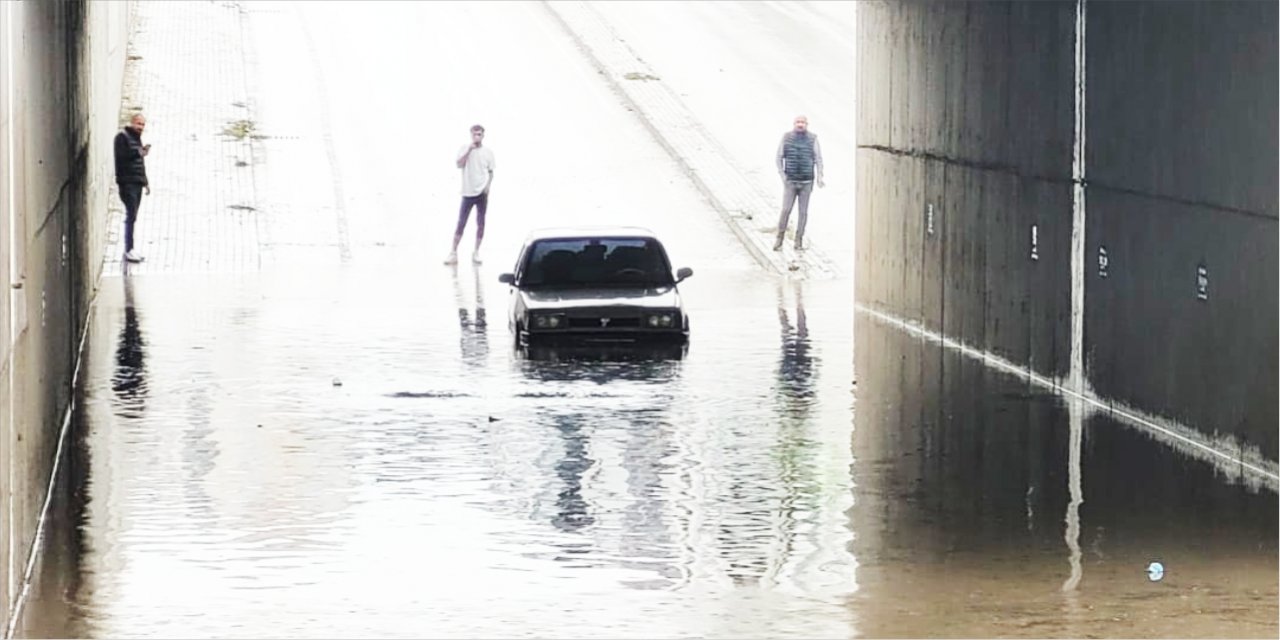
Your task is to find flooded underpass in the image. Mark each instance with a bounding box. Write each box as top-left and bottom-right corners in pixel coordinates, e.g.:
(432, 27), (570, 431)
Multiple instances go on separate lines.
(14, 264), (1276, 638)
(18, 266), (862, 638)
(6, 2), (1274, 637)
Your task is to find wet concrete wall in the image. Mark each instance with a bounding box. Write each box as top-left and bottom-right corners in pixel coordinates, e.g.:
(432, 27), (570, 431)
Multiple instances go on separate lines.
(856, 0), (1078, 380)
(1082, 0), (1278, 458)
(1, 1), (133, 629)
(856, 0), (1277, 461)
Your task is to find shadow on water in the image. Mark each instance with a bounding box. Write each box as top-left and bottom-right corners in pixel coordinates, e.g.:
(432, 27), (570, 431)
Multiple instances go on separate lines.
(848, 311), (1279, 638)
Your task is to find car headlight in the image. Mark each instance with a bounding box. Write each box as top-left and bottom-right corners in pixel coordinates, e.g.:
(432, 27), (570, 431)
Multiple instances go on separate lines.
(645, 312), (675, 328)
(532, 313), (566, 329)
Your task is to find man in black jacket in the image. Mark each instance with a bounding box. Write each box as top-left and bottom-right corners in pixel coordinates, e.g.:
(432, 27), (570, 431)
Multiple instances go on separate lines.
(114, 113), (151, 263)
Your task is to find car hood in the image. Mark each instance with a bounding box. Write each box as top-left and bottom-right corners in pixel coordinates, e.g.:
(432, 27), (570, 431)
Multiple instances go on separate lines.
(521, 286), (681, 309)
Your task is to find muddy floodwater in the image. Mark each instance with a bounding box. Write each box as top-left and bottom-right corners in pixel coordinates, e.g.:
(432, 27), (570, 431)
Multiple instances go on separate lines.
(14, 266), (1275, 639)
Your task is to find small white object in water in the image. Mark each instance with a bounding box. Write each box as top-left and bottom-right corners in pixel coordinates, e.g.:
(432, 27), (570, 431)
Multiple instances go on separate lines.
(1147, 561), (1164, 582)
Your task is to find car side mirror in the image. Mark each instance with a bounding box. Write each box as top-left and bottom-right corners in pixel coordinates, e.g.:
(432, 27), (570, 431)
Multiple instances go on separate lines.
(498, 273), (515, 285)
(675, 267), (693, 283)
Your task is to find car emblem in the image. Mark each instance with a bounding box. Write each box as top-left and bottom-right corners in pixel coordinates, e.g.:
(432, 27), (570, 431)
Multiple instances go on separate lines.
(600, 318), (611, 327)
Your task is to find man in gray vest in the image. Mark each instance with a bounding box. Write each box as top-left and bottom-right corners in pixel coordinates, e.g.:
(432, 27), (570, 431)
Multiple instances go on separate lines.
(773, 115), (824, 252)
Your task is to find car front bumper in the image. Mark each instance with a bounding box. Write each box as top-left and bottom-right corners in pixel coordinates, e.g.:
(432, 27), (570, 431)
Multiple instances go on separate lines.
(522, 307), (687, 344)
(524, 327), (688, 344)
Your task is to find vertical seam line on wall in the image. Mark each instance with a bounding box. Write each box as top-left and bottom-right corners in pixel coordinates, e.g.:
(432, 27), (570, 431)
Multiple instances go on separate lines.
(68, 4), (79, 392)
(1069, 0), (1088, 395)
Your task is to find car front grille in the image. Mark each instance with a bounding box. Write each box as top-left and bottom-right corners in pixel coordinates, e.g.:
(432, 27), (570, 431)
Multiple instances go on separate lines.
(567, 316), (641, 329)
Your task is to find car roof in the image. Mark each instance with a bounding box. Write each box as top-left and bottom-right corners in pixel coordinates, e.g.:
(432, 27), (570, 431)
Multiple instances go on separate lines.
(522, 226), (661, 243)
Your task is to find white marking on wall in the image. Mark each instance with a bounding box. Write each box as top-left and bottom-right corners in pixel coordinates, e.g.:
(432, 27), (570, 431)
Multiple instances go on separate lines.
(1069, 0), (1089, 395)
(857, 304), (1279, 491)
(1061, 398), (1084, 592)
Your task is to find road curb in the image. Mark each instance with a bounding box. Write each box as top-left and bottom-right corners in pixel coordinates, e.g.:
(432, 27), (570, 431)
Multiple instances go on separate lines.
(543, 1), (839, 280)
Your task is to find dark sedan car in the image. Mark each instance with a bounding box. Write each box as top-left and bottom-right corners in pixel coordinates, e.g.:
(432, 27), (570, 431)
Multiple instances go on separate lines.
(498, 227), (693, 347)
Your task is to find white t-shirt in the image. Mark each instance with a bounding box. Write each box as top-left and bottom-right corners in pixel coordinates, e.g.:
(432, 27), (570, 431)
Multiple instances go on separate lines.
(457, 145), (495, 197)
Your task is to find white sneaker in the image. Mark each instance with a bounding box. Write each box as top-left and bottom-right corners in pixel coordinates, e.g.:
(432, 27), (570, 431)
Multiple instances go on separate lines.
(471, 251), (482, 265)
(443, 251), (458, 265)
(124, 250), (145, 263)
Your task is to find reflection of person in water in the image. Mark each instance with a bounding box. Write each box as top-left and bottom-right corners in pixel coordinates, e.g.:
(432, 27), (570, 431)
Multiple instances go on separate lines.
(451, 263), (489, 367)
(112, 276), (147, 419)
(776, 280), (817, 416)
(709, 280), (821, 587)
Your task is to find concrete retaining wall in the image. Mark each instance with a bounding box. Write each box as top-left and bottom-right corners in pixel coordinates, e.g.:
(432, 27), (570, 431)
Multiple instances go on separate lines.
(1, 1), (132, 630)
(1083, 0), (1278, 457)
(856, 0), (1077, 381)
(856, 0), (1277, 461)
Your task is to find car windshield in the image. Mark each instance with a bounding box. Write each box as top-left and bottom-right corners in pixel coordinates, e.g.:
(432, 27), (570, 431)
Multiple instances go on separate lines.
(521, 237), (674, 288)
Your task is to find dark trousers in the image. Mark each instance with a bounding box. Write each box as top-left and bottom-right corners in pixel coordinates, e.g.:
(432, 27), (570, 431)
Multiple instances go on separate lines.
(119, 183), (144, 252)
(455, 193), (488, 243)
(777, 180), (814, 243)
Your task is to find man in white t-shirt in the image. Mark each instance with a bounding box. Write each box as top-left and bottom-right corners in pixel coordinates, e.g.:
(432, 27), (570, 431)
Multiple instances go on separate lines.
(446, 124), (496, 265)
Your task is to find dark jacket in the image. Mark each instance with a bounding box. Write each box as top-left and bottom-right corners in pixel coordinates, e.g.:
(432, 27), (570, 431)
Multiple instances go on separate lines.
(114, 127), (148, 186)
(776, 131), (823, 182)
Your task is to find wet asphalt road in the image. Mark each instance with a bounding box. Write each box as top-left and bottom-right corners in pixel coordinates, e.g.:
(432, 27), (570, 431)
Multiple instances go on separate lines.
(14, 1), (1279, 637)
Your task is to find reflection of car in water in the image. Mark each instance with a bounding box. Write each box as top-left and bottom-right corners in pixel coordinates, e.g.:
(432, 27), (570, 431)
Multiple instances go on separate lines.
(517, 349), (685, 385)
(498, 227), (693, 350)
(548, 413), (596, 533)
(522, 341), (687, 363)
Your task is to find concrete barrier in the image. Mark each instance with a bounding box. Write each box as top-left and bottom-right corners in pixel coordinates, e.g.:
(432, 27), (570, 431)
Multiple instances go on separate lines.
(1, 1), (133, 631)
